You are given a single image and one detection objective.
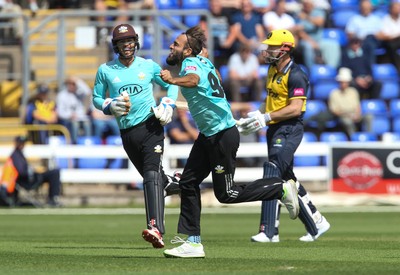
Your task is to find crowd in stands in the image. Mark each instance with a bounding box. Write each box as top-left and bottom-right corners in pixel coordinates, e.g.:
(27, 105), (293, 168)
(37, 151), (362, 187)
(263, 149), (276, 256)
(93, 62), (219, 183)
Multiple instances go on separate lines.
(1, 0), (400, 154)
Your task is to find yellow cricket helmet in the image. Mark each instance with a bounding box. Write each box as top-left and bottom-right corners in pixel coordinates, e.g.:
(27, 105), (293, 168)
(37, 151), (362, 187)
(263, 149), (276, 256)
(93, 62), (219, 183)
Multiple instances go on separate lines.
(262, 29), (295, 49)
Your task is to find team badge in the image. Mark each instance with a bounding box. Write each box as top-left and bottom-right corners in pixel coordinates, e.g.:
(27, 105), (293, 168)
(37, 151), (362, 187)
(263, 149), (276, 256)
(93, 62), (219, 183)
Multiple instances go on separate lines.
(118, 25), (128, 33)
(214, 165), (225, 174)
(273, 138), (283, 148)
(154, 145), (163, 153)
(138, 72), (146, 80)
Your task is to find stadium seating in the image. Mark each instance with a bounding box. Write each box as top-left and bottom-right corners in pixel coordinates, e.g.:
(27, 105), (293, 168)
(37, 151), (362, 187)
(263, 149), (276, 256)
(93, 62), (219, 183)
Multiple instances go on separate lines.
(330, 9), (358, 29)
(389, 99), (400, 117)
(184, 15), (201, 27)
(303, 100), (337, 129)
(259, 65), (269, 78)
(155, 0), (179, 9)
(365, 115), (391, 135)
(379, 81), (400, 100)
(322, 28), (348, 47)
(320, 132), (348, 143)
(181, 0), (209, 9)
(360, 99), (388, 116)
(309, 65), (337, 84)
(76, 136), (107, 169)
(105, 135), (125, 169)
(330, 0), (359, 11)
(312, 80), (338, 100)
(372, 63), (399, 81)
(47, 136), (71, 169)
(218, 65), (228, 80)
(392, 117), (400, 133)
(294, 132), (320, 167)
(350, 132), (378, 142)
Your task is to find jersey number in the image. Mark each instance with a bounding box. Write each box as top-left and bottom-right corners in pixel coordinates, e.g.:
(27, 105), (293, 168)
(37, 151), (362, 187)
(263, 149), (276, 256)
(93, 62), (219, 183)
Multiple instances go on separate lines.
(208, 72), (225, 98)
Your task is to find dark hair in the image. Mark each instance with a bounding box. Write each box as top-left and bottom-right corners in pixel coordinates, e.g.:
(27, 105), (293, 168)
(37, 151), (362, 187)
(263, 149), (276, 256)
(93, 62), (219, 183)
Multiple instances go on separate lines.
(184, 26), (206, 56)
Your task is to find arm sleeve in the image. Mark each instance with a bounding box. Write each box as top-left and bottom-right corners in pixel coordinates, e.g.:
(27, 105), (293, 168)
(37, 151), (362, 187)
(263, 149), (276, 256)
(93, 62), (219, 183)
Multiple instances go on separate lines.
(287, 67), (309, 99)
(152, 61), (179, 101)
(92, 66), (108, 111)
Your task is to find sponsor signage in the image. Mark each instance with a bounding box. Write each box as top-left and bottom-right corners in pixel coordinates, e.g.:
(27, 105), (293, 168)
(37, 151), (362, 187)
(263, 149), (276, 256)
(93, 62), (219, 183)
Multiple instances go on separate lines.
(331, 147), (400, 194)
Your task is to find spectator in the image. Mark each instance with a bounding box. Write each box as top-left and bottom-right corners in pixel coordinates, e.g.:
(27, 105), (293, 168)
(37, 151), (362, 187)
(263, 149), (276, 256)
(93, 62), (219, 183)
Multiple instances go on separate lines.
(2, 136), (63, 207)
(305, 68), (373, 138)
(222, 0), (265, 53)
(345, 0), (382, 65)
(251, 0), (275, 15)
(376, 1), (400, 73)
(341, 37), (382, 99)
(225, 43), (263, 102)
(199, 0), (235, 68)
(56, 76), (92, 144)
(262, 0), (296, 34)
(329, 68), (372, 138)
(166, 108), (198, 167)
(25, 84), (58, 144)
(294, 0), (341, 70)
(0, 0), (23, 45)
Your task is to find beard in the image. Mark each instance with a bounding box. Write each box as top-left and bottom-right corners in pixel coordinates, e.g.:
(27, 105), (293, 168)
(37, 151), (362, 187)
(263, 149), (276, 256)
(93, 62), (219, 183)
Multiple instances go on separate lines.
(166, 51), (184, 66)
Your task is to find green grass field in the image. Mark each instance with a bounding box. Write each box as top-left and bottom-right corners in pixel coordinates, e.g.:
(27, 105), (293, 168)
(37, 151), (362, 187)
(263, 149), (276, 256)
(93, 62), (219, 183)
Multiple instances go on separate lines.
(0, 207), (399, 274)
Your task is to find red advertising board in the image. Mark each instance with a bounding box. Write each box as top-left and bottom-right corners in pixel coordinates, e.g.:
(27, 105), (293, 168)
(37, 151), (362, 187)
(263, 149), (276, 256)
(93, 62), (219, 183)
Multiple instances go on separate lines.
(330, 147), (400, 194)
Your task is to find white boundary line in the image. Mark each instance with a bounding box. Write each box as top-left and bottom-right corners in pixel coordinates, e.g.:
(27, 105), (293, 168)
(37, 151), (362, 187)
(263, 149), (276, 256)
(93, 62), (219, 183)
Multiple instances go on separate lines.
(0, 206), (400, 215)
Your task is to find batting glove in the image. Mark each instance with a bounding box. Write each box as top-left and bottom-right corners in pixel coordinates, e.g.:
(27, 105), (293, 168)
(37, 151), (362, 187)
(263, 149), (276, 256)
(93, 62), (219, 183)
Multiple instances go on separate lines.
(102, 92), (131, 117)
(152, 97), (176, 126)
(238, 110), (271, 135)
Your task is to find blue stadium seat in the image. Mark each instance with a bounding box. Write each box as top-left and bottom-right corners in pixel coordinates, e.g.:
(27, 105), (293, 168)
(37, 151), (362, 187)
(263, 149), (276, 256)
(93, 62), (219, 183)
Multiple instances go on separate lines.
(312, 80), (338, 100)
(331, 0), (359, 11)
(142, 33), (153, 50)
(361, 99), (388, 116)
(351, 132), (378, 142)
(184, 15), (201, 27)
(105, 135), (125, 169)
(392, 117), (400, 133)
(372, 63), (399, 81)
(156, 0), (179, 9)
(259, 65), (269, 78)
(76, 136), (107, 169)
(320, 132), (348, 143)
(294, 132), (320, 167)
(304, 100), (337, 128)
(47, 136), (72, 168)
(182, 0), (209, 9)
(309, 65), (337, 84)
(218, 65), (228, 80)
(389, 99), (400, 117)
(322, 28), (348, 47)
(379, 81), (400, 100)
(363, 115), (390, 135)
(330, 10), (358, 29)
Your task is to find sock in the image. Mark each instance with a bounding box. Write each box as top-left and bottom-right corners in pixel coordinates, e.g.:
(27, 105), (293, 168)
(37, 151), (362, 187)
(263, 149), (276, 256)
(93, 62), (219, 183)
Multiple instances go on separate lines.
(187, 235), (201, 243)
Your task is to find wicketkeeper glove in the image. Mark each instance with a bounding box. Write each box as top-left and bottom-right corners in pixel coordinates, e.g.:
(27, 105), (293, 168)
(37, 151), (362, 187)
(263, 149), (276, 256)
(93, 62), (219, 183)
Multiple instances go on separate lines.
(237, 110), (271, 135)
(152, 97), (176, 126)
(102, 92), (131, 117)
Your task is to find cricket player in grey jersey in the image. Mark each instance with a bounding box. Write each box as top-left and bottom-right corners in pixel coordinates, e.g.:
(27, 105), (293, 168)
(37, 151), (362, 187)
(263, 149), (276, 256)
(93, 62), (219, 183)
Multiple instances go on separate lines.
(158, 26), (300, 258)
(93, 24), (180, 249)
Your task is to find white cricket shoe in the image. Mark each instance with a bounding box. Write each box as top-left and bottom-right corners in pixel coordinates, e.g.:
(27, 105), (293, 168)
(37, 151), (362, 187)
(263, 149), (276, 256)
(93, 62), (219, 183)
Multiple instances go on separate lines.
(163, 236), (205, 258)
(299, 216), (331, 242)
(251, 232), (280, 243)
(281, 180), (299, 219)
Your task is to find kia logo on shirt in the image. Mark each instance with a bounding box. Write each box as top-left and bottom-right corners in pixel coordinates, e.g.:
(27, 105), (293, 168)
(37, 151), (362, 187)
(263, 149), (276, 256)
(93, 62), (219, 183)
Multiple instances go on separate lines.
(118, 84), (143, 95)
